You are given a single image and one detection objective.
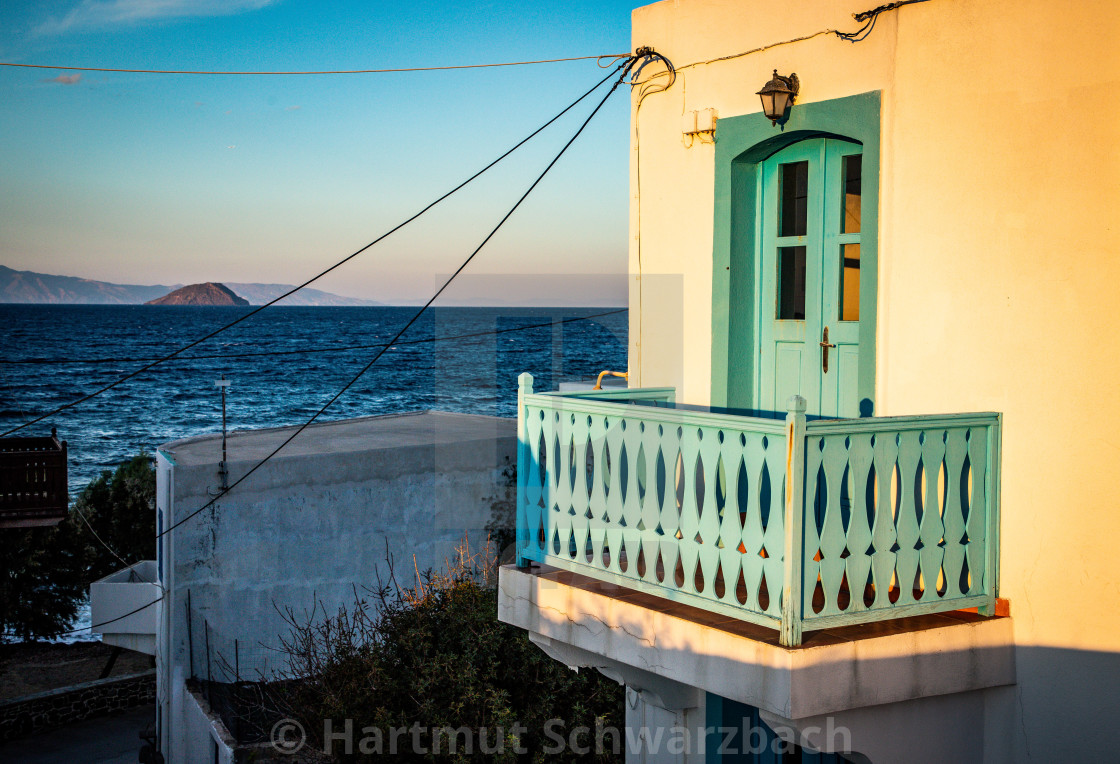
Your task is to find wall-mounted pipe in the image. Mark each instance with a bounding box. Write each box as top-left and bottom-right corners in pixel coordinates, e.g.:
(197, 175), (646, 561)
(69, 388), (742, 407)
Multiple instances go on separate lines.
(593, 370), (629, 390)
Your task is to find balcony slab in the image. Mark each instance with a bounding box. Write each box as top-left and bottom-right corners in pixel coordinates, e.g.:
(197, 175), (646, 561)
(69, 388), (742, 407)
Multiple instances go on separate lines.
(498, 564), (1015, 720)
(90, 561), (160, 656)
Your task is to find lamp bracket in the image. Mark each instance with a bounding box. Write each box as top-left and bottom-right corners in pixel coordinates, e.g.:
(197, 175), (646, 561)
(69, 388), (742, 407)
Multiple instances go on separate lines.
(767, 71), (799, 99)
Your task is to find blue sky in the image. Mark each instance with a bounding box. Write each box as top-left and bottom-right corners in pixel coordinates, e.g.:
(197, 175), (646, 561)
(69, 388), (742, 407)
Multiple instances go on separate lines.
(0, 1), (646, 304)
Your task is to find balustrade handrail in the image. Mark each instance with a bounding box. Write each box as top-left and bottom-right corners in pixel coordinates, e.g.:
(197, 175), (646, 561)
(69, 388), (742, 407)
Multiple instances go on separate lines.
(515, 373), (1001, 646)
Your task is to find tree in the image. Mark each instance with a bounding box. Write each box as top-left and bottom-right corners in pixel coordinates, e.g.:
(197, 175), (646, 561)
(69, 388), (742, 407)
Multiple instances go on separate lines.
(0, 452), (155, 640)
(0, 512), (91, 641)
(79, 452), (156, 582)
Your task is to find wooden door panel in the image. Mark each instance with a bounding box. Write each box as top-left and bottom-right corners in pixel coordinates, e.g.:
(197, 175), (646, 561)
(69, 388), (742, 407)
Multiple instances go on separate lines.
(774, 344), (807, 410)
(755, 137), (865, 419)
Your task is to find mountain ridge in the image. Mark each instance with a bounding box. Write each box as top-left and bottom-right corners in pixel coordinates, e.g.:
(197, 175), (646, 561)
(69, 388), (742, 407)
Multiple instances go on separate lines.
(0, 265), (379, 306)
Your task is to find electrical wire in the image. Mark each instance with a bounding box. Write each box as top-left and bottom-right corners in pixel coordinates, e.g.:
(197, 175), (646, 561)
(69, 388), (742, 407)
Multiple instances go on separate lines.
(51, 594), (165, 637)
(0, 309), (627, 367)
(154, 58), (637, 544)
(3, 61), (633, 596)
(17, 304), (628, 635)
(628, 49), (677, 387)
(837, 12), (880, 43)
(28, 307), (625, 584)
(28, 307), (627, 601)
(0, 64), (624, 439)
(619, 1), (932, 383)
(72, 505), (161, 588)
(671, 29), (838, 73)
(836, 0), (932, 43)
(57, 324), (631, 631)
(631, 0), (931, 78)
(0, 54), (631, 76)
(850, 0), (930, 26)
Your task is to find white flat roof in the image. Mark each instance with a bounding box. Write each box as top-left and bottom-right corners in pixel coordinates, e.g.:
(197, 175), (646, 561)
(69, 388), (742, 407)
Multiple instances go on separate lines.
(158, 410), (514, 467)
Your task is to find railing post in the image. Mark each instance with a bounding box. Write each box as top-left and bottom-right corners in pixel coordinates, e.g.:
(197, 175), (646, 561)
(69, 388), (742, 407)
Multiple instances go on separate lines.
(515, 373), (534, 568)
(979, 415), (1002, 616)
(781, 395), (807, 647)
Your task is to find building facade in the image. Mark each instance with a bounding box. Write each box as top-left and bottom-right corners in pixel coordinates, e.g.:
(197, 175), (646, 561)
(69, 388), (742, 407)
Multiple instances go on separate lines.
(94, 411), (515, 762)
(500, 1), (1120, 761)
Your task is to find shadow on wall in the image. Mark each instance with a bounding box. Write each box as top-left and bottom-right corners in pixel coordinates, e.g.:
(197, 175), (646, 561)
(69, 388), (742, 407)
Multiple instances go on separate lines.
(636, 641), (1118, 762)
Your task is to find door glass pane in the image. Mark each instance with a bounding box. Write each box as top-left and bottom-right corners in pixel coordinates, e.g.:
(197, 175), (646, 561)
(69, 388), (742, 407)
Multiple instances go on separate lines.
(778, 246), (806, 319)
(841, 155), (861, 233)
(779, 161), (808, 237)
(840, 243), (860, 321)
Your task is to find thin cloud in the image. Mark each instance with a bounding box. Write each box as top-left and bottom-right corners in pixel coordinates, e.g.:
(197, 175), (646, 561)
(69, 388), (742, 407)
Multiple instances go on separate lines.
(44, 73), (82, 85)
(285, 105), (300, 111)
(38, 0), (279, 35)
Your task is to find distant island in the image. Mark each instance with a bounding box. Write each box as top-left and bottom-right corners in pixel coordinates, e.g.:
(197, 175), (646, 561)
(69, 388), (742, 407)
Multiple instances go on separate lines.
(146, 282), (249, 306)
(0, 265), (379, 306)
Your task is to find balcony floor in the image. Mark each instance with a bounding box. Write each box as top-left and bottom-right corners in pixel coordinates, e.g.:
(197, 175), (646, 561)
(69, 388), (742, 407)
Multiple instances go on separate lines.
(500, 563), (1015, 721)
(527, 565), (1008, 649)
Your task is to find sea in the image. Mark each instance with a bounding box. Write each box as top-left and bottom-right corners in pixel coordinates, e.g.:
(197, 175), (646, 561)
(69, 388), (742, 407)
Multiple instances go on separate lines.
(0, 304), (628, 640)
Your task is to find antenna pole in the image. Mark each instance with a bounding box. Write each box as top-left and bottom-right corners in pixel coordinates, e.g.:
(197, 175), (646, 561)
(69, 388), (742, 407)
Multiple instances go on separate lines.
(215, 376), (231, 489)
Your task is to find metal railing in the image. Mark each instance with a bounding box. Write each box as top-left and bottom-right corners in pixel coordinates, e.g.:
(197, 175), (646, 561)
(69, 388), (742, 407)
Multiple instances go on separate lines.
(515, 373), (1001, 646)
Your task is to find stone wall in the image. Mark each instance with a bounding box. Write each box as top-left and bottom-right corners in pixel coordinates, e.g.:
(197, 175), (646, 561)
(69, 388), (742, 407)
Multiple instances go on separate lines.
(0, 669), (155, 741)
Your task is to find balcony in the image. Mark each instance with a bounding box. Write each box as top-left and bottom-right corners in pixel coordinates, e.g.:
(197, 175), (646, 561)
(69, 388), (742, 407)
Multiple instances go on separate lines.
(0, 430), (68, 528)
(90, 561), (160, 655)
(511, 374), (1002, 647)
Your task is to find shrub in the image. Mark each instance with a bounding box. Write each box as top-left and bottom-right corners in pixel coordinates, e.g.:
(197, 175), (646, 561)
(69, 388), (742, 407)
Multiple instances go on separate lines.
(271, 544), (623, 762)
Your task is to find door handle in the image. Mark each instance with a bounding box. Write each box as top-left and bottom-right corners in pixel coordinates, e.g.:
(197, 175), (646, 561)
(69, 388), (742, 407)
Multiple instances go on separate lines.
(820, 326), (836, 373)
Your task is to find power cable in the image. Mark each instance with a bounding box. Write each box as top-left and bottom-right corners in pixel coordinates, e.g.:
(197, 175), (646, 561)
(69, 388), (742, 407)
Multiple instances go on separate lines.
(621, 1), (932, 379)
(52, 305), (629, 636)
(0, 309), (627, 366)
(51, 594), (165, 637)
(853, 0), (927, 21)
(628, 49), (676, 387)
(34, 307), (625, 581)
(634, 0), (931, 77)
(155, 56), (638, 544)
(0, 64), (623, 438)
(71, 505), (161, 588)
(0, 54), (630, 76)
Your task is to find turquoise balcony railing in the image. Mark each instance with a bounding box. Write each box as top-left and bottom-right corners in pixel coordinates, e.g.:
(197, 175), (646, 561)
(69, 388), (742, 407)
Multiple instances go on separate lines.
(515, 373), (1002, 646)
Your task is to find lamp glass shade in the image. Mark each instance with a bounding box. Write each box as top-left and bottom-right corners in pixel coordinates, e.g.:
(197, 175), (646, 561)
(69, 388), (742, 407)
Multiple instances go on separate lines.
(761, 90), (791, 122)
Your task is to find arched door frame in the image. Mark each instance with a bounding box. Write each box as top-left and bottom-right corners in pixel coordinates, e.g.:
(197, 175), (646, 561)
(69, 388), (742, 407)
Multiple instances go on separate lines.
(711, 91), (880, 415)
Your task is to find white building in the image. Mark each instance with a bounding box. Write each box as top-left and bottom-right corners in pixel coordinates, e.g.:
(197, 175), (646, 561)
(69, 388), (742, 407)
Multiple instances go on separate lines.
(94, 410), (514, 762)
(500, 0), (1120, 762)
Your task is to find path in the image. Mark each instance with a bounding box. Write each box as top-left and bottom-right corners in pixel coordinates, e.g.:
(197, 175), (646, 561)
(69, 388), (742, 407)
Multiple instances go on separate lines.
(0, 703), (155, 763)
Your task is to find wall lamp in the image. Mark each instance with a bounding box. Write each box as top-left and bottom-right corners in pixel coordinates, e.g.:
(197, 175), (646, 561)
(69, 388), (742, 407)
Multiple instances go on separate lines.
(757, 70), (799, 125)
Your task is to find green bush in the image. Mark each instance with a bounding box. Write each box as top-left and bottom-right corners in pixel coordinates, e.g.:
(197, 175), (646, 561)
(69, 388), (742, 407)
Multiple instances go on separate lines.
(273, 545), (623, 762)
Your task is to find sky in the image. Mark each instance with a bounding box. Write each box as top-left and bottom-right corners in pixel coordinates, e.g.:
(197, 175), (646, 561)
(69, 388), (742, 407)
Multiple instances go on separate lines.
(0, 0), (648, 305)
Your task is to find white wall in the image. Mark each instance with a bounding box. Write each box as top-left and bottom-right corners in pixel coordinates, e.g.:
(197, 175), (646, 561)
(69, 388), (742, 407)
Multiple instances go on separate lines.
(177, 679), (234, 764)
(155, 414), (516, 762)
(630, 0), (1120, 760)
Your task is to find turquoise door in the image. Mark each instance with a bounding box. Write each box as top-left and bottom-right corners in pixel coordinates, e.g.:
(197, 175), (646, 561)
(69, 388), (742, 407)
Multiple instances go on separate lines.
(757, 138), (864, 418)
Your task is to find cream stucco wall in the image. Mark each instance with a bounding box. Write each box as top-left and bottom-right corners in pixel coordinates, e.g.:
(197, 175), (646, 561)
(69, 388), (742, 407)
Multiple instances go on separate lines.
(630, 0), (1120, 760)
